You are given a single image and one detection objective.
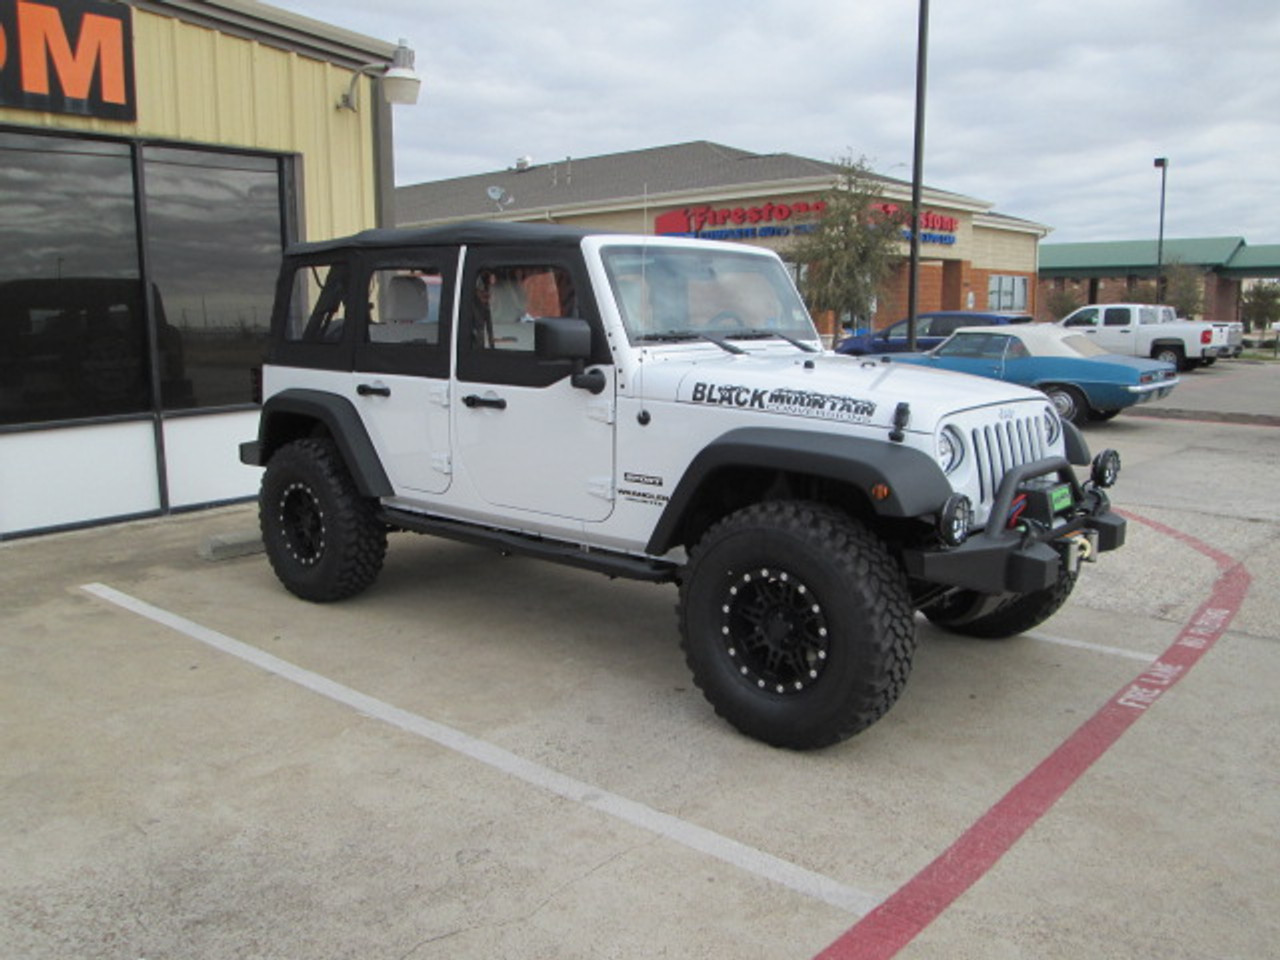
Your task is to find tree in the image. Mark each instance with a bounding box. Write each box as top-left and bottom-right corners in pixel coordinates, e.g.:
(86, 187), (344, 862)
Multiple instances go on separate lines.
(1046, 287), (1083, 320)
(787, 155), (908, 336)
(1132, 261), (1204, 317)
(1241, 281), (1280, 334)
(1162, 261), (1204, 319)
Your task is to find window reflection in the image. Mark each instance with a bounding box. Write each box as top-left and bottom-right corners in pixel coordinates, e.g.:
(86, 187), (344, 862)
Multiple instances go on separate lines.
(0, 133), (146, 425)
(0, 132), (289, 426)
(143, 148), (283, 409)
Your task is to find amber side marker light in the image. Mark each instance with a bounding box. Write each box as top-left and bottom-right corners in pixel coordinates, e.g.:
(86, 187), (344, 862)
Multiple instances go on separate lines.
(871, 483), (891, 501)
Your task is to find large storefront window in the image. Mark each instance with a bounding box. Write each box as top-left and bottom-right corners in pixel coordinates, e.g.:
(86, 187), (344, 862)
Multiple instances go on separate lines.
(0, 129), (289, 428)
(0, 133), (146, 426)
(143, 148), (284, 409)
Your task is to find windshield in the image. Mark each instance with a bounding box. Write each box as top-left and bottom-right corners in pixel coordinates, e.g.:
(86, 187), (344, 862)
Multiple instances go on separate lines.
(600, 245), (818, 346)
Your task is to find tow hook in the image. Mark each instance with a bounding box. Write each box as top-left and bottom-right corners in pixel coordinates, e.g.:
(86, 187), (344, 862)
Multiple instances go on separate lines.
(1062, 529), (1099, 574)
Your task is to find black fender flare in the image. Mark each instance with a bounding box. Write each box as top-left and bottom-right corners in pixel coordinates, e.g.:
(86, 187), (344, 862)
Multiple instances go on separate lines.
(1061, 419), (1090, 466)
(244, 389), (393, 497)
(645, 427), (953, 555)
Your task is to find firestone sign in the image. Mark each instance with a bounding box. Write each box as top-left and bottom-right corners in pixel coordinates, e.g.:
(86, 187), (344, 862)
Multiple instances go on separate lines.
(0, 0), (136, 121)
(655, 201), (827, 241)
(876, 203), (959, 246)
(656, 198), (959, 246)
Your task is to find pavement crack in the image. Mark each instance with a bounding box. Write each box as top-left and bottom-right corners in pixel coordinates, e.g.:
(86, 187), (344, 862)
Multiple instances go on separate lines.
(393, 842), (648, 957)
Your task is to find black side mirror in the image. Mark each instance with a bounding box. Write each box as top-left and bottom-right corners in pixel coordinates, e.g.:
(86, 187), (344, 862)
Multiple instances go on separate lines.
(535, 317), (591, 360)
(535, 317), (605, 394)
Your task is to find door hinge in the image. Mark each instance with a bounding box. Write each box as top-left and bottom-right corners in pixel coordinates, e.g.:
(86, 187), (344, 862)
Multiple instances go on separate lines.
(587, 478), (614, 501)
(586, 399), (615, 424)
(430, 383), (450, 407)
(432, 454), (452, 475)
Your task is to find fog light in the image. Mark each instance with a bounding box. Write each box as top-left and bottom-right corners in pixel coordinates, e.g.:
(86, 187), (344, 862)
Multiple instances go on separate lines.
(1091, 448), (1122, 488)
(938, 493), (974, 546)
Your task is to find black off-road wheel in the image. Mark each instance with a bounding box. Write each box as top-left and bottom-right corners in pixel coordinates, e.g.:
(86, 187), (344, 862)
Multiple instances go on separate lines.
(920, 567), (1078, 639)
(260, 438), (387, 602)
(678, 501), (917, 750)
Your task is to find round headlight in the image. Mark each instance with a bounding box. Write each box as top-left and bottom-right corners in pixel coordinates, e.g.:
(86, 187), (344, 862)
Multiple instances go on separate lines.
(938, 493), (974, 546)
(1091, 448), (1122, 488)
(1042, 405), (1062, 445)
(936, 425), (964, 474)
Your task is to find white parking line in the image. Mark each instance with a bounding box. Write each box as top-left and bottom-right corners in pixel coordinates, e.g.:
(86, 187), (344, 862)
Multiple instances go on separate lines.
(81, 582), (882, 917)
(1023, 631), (1155, 663)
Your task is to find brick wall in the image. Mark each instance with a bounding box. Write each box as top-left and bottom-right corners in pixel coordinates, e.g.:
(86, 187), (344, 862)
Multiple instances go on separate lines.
(869, 263), (1038, 329)
(1036, 272), (1242, 322)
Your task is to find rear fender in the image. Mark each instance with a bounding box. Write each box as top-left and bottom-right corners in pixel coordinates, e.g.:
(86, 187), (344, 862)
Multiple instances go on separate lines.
(248, 389), (392, 497)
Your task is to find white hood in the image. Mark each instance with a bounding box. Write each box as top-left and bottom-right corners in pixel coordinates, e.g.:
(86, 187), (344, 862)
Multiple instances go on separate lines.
(637, 348), (1047, 434)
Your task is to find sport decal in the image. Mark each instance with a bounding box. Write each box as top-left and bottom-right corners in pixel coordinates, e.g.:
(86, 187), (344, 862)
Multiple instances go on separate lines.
(619, 471), (669, 507)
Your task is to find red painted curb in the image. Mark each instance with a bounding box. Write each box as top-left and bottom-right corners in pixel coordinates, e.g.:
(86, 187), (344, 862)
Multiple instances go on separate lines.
(814, 511), (1251, 960)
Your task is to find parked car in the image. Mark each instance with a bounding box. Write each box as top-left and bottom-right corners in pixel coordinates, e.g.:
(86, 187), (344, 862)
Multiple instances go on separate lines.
(884, 324), (1179, 425)
(834, 310), (1033, 355)
(1057, 303), (1228, 370)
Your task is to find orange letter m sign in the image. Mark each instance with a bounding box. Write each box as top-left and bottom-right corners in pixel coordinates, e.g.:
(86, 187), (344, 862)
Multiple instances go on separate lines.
(2, 0), (135, 120)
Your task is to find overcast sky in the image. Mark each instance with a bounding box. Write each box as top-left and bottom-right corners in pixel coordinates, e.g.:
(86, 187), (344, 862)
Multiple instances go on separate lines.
(274, 0), (1279, 244)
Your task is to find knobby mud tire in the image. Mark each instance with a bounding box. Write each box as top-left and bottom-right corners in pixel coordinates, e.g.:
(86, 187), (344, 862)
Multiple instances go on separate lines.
(921, 567), (1078, 640)
(678, 501), (917, 750)
(259, 438), (387, 602)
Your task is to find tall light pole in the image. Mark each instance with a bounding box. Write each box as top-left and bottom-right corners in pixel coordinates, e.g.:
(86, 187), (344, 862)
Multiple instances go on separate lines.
(1154, 157), (1168, 300)
(906, 0), (929, 351)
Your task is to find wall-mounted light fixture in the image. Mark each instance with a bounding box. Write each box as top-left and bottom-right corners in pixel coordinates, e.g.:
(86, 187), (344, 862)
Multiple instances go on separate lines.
(337, 39), (421, 111)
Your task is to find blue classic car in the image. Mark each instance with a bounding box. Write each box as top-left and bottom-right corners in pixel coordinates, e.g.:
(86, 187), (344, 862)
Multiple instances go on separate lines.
(834, 310), (1033, 355)
(885, 324), (1179, 424)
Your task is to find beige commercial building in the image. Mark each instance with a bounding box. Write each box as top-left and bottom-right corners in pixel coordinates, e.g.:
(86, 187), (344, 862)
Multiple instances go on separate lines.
(0, 0), (418, 538)
(397, 141), (1050, 337)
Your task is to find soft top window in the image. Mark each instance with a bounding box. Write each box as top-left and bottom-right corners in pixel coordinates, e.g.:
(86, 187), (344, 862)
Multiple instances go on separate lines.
(284, 262), (348, 343)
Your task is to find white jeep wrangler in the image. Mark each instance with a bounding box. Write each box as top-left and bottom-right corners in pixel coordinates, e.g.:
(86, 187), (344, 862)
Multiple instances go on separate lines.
(242, 222), (1125, 749)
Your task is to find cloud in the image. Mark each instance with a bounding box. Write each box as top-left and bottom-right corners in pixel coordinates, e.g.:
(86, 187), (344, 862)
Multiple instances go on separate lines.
(274, 0), (1280, 243)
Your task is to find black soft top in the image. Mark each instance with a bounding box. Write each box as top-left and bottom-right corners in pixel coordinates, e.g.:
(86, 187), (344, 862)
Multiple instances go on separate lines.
(286, 220), (600, 257)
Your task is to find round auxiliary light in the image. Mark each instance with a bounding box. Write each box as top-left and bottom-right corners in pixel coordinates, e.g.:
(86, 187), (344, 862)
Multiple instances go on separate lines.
(938, 493), (974, 547)
(1091, 448), (1122, 488)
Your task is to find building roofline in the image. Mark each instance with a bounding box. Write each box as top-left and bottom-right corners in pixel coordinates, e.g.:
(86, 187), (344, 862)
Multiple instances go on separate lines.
(133, 0), (399, 69)
(396, 140), (1010, 228)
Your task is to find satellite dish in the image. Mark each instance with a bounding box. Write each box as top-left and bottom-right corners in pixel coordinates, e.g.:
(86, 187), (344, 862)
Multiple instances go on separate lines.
(486, 185), (513, 209)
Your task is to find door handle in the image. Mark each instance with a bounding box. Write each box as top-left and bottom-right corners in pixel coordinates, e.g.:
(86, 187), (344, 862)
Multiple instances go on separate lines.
(357, 383), (391, 397)
(462, 394), (507, 410)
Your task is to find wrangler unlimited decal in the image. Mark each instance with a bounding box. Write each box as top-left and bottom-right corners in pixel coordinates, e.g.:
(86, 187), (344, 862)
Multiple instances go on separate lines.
(687, 381), (877, 424)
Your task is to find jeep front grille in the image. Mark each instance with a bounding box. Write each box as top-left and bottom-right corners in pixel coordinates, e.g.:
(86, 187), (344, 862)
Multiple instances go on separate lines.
(971, 416), (1052, 504)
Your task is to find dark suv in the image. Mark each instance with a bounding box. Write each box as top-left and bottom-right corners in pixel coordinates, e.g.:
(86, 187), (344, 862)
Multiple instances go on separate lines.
(835, 310), (1034, 356)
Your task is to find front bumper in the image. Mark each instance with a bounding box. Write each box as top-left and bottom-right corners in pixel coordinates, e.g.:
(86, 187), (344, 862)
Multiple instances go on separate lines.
(901, 457), (1126, 595)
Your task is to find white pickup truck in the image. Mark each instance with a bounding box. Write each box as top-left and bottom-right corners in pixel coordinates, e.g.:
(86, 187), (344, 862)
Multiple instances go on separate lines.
(1058, 303), (1229, 370)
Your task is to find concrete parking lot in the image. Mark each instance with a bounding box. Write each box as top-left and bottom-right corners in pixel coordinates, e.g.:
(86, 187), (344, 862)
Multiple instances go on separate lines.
(2, 361), (1277, 959)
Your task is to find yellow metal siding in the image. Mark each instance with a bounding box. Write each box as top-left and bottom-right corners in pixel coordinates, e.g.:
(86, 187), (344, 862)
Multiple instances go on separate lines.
(0, 8), (380, 240)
